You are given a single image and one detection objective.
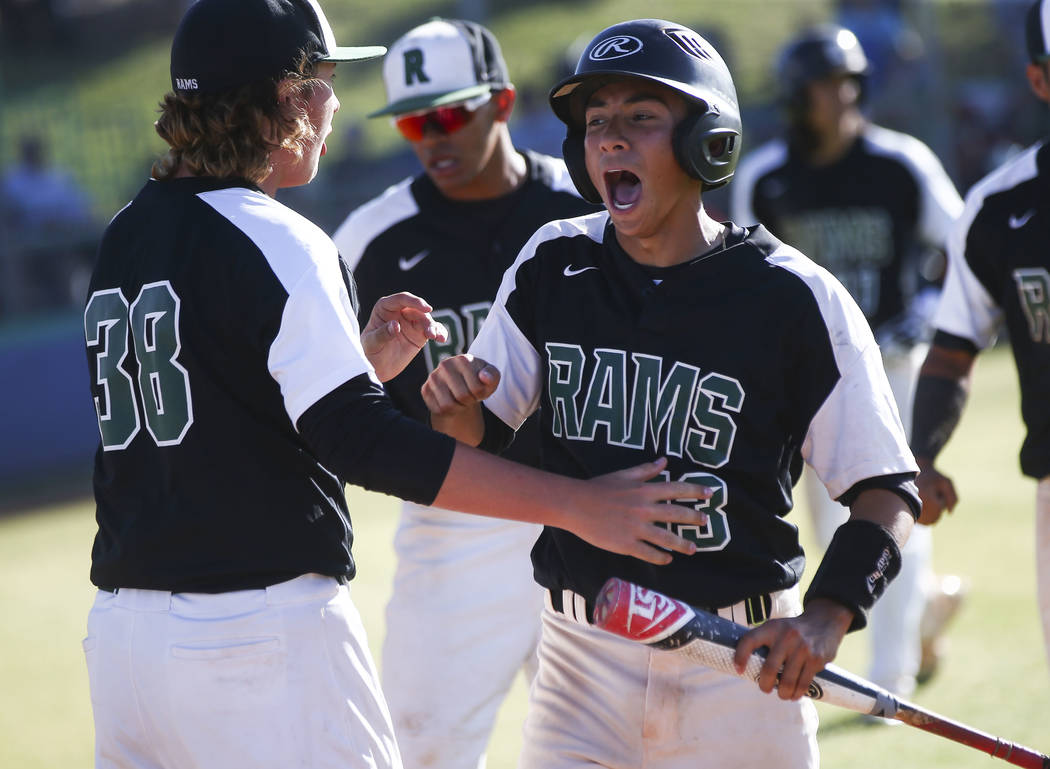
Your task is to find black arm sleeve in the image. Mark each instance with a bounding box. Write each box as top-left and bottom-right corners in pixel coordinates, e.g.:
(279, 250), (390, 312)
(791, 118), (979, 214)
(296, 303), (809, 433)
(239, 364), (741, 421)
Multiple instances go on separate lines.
(837, 472), (921, 520)
(909, 331), (974, 461)
(297, 374), (456, 505)
(477, 404), (516, 455)
(930, 329), (979, 354)
(911, 374), (968, 462)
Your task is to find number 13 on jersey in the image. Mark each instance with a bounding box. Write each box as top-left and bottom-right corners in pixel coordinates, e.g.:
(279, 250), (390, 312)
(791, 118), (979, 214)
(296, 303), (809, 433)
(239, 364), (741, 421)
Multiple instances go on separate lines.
(658, 470), (730, 552)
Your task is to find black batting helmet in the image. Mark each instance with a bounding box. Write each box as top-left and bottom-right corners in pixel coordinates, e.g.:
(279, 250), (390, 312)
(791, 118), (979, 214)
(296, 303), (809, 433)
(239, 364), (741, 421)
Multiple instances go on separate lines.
(777, 25), (869, 114)
(549, 19), (742, 202)
(1026, 0), (1050, 64)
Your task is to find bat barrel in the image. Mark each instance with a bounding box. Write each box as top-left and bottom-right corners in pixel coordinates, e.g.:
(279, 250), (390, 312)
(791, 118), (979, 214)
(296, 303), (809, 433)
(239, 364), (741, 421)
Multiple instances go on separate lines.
(895, 702), (1050, 769)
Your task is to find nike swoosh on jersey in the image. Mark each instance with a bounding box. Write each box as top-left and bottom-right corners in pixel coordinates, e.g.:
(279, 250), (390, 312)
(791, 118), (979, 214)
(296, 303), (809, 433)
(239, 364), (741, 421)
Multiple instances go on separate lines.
(398, 250), (429, 271)
(1009, 210), (1036, 229)
(563, 264), (598, 277)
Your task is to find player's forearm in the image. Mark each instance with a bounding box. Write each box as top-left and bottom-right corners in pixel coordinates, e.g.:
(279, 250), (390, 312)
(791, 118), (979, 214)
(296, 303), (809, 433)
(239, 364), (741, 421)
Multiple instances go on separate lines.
(911, 378), (968, 463)
(847, 487), (914, 547)
(431, 443), (579, 529)
(910, 346), (974, 463)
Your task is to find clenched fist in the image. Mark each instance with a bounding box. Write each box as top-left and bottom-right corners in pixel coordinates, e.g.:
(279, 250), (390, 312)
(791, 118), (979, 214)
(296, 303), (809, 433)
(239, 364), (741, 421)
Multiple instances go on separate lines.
(422, 354), (500, 445)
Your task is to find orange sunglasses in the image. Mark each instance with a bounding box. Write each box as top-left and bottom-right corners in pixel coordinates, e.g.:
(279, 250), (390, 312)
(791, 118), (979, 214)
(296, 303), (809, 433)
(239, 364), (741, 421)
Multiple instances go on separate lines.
(393, 92), (493, 141)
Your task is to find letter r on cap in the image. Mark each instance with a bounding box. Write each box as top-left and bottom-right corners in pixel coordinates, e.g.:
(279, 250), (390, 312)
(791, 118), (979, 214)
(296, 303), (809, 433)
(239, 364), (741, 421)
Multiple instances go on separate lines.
(404, 49), (430, 85)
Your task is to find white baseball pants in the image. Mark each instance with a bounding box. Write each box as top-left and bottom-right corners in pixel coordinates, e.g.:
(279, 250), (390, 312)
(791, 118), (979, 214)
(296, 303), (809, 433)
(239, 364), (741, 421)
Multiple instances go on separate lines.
(381, 502), (544, 769)
(518, 587), (819, 769)
(1036, 477), (1050, 670)
(83, 574), (400, 769)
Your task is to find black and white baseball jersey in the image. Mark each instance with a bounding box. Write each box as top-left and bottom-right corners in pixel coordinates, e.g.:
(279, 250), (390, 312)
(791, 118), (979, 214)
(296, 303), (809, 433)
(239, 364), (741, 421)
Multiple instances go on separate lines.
(84, 176), (454, 593)
(731, 125), (962, 336)
(468, 213), (919, 610)
(333, 150), (597, 466)
(933, 139), (1050, 479)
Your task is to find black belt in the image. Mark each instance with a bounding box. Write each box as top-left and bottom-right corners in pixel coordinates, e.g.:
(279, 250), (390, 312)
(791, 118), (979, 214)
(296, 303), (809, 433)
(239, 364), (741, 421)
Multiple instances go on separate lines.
(95, 573), (350, 595)
(546, 588), (774, 627)
(547, 587), (593, 623)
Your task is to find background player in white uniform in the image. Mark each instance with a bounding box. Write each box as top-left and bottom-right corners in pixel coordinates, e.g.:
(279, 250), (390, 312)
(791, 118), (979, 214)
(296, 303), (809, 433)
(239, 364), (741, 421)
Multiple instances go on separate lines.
(424, 20), (919, 768)
(730, 25), (966, 698)
(911, 0), (1050, 673)
(80, 4), (718, 767)
(331, 19), (597, 769)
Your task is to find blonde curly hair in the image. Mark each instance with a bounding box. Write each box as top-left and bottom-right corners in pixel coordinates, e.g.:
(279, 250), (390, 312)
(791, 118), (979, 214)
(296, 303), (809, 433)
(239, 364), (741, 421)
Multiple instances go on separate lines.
(152, 54), (323, 185)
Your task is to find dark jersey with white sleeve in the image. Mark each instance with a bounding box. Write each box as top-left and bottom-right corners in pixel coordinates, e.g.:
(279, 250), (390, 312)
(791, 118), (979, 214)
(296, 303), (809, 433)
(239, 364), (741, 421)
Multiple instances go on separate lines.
(333, 150), (597, 467)
(932, 140), (1050, 479)
(730, 125), (962, 339)
(469, 213), (919, 610)
(84, 177), (454, 593)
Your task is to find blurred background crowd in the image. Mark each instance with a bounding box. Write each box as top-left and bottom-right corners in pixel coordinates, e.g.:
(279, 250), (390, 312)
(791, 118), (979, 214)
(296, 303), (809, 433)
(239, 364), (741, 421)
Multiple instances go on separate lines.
(0, 0), (1044, 496)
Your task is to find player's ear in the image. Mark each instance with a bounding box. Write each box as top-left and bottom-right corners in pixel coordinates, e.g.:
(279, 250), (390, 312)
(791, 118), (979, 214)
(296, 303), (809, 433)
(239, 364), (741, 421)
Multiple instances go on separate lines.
(275, 77), (298, 110)
(493, 86), (516, 123)
(1026, 62), (1050, 104)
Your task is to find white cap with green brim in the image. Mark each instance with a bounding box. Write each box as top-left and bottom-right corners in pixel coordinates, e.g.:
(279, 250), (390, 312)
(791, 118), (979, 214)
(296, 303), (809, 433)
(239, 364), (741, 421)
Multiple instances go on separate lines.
(369, 18), (510, 118)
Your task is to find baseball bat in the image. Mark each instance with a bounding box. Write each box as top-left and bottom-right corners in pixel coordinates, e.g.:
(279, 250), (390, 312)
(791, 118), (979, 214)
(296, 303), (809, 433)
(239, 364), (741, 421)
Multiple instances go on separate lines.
(593, 577), (1050, 769)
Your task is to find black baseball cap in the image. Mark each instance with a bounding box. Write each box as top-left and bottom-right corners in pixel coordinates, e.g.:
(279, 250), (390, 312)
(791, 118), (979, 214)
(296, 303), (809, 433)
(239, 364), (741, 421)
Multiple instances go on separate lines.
(170, 0), (386, 94)
(1027, 0), (1050, 63)
(369, 18), (510, 117)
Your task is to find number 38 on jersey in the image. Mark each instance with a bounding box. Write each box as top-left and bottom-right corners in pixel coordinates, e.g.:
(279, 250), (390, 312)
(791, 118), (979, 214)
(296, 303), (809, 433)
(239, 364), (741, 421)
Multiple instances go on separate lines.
(84, 281), (193, 450)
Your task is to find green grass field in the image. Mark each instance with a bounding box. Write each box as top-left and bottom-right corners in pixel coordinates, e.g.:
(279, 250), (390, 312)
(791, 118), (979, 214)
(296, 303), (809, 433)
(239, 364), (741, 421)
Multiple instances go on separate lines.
(1, 343), (1047, 768)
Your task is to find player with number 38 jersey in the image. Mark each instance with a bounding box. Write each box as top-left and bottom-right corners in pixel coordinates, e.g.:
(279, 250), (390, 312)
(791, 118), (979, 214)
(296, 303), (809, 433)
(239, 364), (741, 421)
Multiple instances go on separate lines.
(85, 177), (376, 591)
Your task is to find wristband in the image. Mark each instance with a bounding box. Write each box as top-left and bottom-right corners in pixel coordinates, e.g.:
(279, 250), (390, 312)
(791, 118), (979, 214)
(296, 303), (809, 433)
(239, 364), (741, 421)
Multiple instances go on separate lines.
(804, 519), (902, 632)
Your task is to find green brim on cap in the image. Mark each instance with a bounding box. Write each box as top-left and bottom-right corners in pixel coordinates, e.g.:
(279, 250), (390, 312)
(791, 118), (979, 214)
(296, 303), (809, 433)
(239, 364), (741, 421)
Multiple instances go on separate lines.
(321, 45), (387, 63)
(367, 84), (492, 118)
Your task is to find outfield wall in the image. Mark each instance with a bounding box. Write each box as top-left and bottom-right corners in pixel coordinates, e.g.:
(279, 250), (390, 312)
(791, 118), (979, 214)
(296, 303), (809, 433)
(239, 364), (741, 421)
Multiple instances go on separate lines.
(0, 312), (98, 498)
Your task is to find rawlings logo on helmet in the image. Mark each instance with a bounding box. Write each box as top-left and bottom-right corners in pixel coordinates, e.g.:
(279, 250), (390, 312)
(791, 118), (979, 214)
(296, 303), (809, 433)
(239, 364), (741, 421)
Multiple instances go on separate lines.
(588, 35), (643, 60)
(663, 28), (711, 61)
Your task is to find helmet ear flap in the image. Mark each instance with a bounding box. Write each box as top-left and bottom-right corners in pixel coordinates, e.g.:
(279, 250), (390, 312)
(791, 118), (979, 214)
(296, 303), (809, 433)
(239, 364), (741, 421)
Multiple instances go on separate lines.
(562, 131), (603, 204)
(672, 113), (704, 181)
(672, 110), (741, 189)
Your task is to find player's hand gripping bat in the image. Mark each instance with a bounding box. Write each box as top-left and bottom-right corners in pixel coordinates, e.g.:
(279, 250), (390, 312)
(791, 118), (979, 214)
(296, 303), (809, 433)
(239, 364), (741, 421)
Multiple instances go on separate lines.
(593, 577), (1050, 769)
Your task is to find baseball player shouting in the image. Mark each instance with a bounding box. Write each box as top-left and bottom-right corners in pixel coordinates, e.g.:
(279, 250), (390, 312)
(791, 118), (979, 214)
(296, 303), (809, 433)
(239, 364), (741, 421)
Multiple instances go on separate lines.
(912, 0), (1050, 674)
(730, 25), (966, 698)
(424, 19), (920, 768)
(79, 3), (716, 768)
(332, 19), (596, 768)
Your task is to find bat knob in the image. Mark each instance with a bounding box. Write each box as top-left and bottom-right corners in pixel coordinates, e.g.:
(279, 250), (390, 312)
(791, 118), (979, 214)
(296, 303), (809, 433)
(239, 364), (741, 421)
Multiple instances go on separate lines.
(593, 577), (696, 644)
(593, 578), (628, 628)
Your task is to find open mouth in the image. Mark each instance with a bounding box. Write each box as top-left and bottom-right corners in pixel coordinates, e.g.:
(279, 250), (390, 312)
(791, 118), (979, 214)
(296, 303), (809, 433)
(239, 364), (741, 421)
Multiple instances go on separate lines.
(605, 169), (642, 211)
(429, 155), (459, 174)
